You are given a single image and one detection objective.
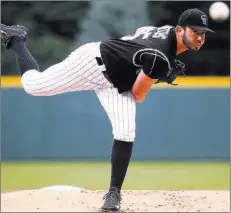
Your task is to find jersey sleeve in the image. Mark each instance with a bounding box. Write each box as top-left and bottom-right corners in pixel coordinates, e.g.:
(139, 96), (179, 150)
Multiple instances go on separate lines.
(142, 50), (171, 79)
(135, 26), (156, 35)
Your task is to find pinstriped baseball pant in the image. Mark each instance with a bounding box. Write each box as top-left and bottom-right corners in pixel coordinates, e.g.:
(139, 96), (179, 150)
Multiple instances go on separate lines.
(21, 42), (136, 142)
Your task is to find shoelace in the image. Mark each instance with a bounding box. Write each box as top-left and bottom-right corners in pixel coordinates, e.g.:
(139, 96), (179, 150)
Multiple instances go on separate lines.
(103, 191), (122, 202)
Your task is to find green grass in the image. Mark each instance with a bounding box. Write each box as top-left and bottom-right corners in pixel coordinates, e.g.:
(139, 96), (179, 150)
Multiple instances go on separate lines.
(1, 161), (229, 192)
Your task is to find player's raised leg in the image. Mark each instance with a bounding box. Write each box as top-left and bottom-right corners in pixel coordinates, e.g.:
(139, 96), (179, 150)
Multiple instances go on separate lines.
(96, 87), (136, 211)
(1, 23), (110, 96)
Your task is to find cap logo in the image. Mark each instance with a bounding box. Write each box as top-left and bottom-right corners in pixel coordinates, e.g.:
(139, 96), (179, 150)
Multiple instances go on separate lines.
(201, 14), (207, 25)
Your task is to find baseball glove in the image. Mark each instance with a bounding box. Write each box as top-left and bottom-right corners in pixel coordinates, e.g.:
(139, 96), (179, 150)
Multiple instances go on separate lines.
(155, 59), (186, 85)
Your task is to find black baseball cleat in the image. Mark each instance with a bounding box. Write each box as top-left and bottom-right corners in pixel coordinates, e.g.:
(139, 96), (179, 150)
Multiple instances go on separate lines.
(1, 23), (29, 48)
(101, 187), (122, 212)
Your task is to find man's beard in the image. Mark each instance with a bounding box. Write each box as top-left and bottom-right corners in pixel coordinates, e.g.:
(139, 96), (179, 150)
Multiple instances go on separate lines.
(182, 32), (198, 51)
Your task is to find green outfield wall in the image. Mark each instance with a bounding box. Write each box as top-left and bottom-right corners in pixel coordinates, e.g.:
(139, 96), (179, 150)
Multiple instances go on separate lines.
(2, 88), (230, 161)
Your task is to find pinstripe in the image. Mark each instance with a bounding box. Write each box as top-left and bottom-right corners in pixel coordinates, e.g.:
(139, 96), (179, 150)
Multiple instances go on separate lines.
(23, 45), (90, 82)
(131, 93), (136, 139)
(96, 88), (136, 142)
(111, 89), (118, 139)
(106, 88), (112, 124)
(117, 91), (121, 140)
(22, 42), (112, 95)
(132, 94), (136, 136)
(119, 93), (125, 140)
(122, 94), (125, 140)
(81, 74), (106, 90)
(21, 52), (93, 92)
(80, 65), (107, 89)
(26, 61), (97, 95)
(127, 93), (130, 141)
(57, 61), (99, 90)
(26, 58), (96, 93)
(27, 54), (94, 87)
(22, 41), (137, 141)
(122, 93), (127, 141)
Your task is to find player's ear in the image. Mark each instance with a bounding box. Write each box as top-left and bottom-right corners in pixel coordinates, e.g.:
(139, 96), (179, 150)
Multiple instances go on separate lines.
(177, 25), (184, 37)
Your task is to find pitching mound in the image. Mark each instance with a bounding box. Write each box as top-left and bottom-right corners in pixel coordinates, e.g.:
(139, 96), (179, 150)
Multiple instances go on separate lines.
(1, 186), (229, 212)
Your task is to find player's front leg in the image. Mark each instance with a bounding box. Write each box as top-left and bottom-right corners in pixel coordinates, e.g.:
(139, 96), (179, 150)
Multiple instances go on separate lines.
(96, 88), (136, 211)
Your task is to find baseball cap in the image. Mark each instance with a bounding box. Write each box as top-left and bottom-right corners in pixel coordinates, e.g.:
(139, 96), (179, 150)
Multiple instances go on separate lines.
(178, 8), (214, 32)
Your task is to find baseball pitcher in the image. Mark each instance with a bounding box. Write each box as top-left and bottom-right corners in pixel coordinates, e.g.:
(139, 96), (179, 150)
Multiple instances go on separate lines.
(1, 8), (213, 211)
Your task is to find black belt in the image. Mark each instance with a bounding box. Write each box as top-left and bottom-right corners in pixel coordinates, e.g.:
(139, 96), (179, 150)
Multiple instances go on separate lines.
(96, 57), (112, 83)
(96, 57), (104, 66)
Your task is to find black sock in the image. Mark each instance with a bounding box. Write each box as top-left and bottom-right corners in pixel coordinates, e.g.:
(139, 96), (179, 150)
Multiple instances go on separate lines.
(10, 37), (40, 76)
(110, 139), (133, 191)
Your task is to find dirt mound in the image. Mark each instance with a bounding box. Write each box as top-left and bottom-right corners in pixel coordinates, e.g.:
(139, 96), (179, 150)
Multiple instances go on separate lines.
(1, 188), (229, 212)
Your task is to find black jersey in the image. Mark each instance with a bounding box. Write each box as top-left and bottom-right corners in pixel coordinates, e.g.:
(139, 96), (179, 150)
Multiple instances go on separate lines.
(100, 25), (177, 94)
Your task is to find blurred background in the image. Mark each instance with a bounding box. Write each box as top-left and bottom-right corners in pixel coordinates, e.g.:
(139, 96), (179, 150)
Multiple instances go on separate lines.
(1, 0), (230, 75)
(1, 1), (230, 192)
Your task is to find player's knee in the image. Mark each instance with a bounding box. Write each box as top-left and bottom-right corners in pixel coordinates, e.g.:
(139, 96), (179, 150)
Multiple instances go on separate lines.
(113, 125), (136, 142)
(114, 132), (135, 142)
(22, 84), (50, 96)
(21, 79), (40, 96)
(21, 70), (47, 96)
(22, 85), (39, 96)
(21, 81), (36, 96)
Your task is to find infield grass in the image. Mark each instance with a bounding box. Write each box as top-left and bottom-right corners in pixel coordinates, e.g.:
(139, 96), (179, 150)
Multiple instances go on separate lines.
(1, 161), (229, 192)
